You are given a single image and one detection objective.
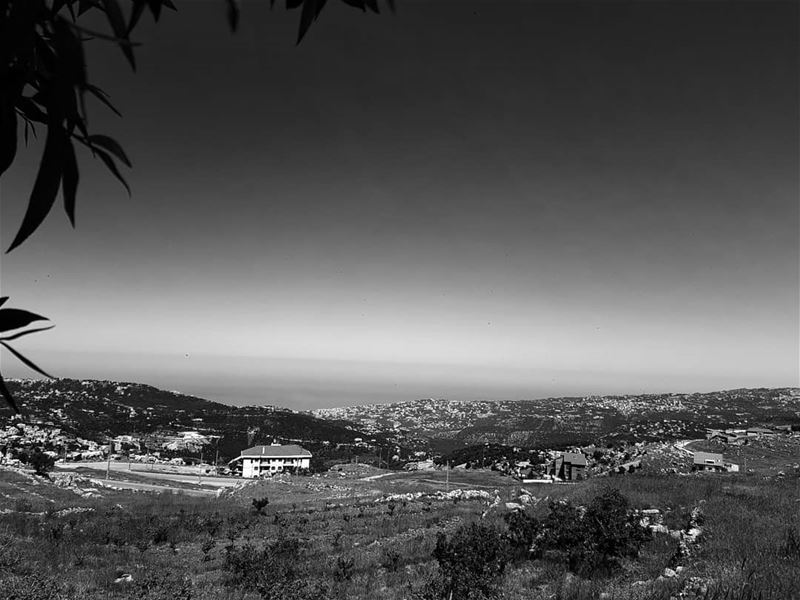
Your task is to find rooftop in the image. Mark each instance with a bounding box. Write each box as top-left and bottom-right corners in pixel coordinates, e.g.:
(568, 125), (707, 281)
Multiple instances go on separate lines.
(240, 444), (312, 458)
(562, 452), (587, 466)
(693, 451), (724, 465)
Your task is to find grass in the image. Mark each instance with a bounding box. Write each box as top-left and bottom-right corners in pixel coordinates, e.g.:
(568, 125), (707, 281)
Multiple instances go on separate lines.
(0, 464), (798, 599)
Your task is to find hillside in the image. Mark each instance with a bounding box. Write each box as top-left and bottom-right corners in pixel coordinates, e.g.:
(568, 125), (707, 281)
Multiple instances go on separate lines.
(313, 388), (800, 448)
(0, 379), (368, 459)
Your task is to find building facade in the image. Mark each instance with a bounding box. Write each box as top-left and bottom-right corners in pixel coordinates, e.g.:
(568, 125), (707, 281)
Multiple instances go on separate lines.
(231, 443), (312, 478)
(549, 451), (587, 481)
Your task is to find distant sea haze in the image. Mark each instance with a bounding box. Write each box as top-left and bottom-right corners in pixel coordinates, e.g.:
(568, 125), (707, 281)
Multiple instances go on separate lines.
(8, 351), (790, 410)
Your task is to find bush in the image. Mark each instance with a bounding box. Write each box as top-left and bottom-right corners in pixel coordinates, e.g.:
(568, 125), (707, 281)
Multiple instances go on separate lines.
(423, 522), (510, 600)
(252, 496), (270, 514)
(503, 510), (541, 560)
(28, 450), (55, 476)
(539, 488), (651, 576)
(225, 535), (329, 599)
(0, 575), (69, 600)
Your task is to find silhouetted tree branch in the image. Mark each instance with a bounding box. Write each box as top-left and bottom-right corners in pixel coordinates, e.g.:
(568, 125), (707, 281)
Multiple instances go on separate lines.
(0, 0), (395, 411)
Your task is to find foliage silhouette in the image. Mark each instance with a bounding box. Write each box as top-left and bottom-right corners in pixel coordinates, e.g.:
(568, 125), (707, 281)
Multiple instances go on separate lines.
(0, 0), (394, 411)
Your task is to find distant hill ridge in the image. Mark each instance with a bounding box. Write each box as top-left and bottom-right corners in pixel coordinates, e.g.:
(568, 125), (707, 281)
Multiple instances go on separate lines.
(1, 379), (367, 458)
(312, 388), (800, 447)
(3, 379), (798, 454)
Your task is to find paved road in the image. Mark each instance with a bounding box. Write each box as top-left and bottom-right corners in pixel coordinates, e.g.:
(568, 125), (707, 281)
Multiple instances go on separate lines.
(57, 461), (242, 488)
(88, 478), (219, 497)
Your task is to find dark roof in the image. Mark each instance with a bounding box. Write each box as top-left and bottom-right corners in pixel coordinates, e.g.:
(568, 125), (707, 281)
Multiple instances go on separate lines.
(562, 452), (587, 466)
(240, 444), (312, 458)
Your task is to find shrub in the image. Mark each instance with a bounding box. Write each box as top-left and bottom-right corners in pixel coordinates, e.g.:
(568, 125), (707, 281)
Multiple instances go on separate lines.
(539, 489), (651, 576)
(17, 450), (55, 476)
(225, 535), (331, 599)
(333, 556), (355, 582)
(380, 548), (402, 572)
(503, 510), (541, 560)
(252, 496), (270, 514)
(423, 522), (510, 600)
(0, 575), (69, 600)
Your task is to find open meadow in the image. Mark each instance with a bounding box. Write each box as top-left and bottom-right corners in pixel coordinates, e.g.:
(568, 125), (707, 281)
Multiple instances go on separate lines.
(1, 461), (798, 600)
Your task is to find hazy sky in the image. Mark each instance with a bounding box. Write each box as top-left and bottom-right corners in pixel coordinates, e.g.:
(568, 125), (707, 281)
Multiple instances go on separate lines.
(1, 1), (798, 408)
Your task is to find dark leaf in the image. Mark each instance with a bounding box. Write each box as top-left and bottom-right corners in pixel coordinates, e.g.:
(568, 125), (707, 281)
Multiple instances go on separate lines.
(95, 148), (131, 195)
(78, 0), (97, 15)
(0, 308), (49, 333)
(0, 101), (17, 177)
(287, 0), (303, 9)
(0, 298), (8, 308)
(340, 0), (366, 10)
(1, 342), (56, 379)
(364, 0), (379, 13)
(128, 0), (147, 34)
(63, 19), (143, 46)
(297, 0), (319, 44)
(102, 0), (136, 70)
(226, 0), (239, 32)
(86, 84), (122, 117)
(17, 97), (49, 123)
(63, 139), (79, 226)
(54, 18), (87, 87)
(7, 126), (65, 252)
(88, 134), (131, 167)
(0, 325), (55, 342)
(0, 371), (19, 413)
(162, 0), (177, 10)
(385, 0), (395, 13)
(147, 0), (162, 20)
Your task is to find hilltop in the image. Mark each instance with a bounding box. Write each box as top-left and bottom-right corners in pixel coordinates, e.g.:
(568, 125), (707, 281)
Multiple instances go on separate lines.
(0, 379), (368, 460)
(312, 388), (800, 449)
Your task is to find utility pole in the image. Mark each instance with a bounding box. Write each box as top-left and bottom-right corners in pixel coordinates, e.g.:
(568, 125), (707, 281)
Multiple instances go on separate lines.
(106, 440), (112, 480)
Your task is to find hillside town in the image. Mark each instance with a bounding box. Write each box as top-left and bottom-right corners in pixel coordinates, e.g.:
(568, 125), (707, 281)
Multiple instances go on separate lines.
(1, 380), (797, 486)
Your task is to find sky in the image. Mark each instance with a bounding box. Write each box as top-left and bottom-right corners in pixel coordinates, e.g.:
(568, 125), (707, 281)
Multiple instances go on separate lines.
(0, 0), (798, 409)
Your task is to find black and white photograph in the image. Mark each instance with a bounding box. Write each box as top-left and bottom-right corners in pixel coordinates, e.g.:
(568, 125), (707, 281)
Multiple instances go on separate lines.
(0, 0), (798, 598)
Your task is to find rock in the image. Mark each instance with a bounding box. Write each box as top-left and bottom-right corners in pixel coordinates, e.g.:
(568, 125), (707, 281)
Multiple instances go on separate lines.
(114, 574), (133, 584)
(505, 502), (525, 511)
(663, 568), (677, 578)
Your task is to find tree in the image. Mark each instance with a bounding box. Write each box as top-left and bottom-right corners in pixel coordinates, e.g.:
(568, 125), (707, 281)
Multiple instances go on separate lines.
(427, 523), (510, 600)
(0, 0), (395, 411)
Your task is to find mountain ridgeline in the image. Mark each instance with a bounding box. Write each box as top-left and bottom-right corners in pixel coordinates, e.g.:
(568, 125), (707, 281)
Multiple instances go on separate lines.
(312, 388), (800, 449)
(2, 379), (799, 458)
(1, 379), (367, 460)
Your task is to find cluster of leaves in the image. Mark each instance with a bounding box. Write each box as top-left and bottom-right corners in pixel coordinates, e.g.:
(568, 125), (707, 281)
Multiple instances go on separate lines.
(16, 448), (56, 475)
(0, 297), (53, 412)
(422, 522), (511, 600)
(0, 0), (395, 413)
(537, 488), (651, 576)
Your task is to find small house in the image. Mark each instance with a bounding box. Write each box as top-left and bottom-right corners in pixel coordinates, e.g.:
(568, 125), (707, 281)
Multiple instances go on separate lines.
(692, 451), (725, 472)
(230, 443), (312, 478)
(549, 451), (587, 481)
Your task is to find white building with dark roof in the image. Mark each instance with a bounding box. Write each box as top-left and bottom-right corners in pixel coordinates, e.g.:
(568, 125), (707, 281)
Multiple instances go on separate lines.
(230, 443), (312, 478)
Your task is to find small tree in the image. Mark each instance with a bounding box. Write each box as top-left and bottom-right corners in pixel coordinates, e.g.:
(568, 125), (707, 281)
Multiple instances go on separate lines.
(426, 522), (510, 600)
(28, 449), (55, 476)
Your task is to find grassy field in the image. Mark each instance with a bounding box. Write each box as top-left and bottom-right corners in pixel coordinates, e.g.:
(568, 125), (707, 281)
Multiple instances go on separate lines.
(0, 462), (798, 600)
